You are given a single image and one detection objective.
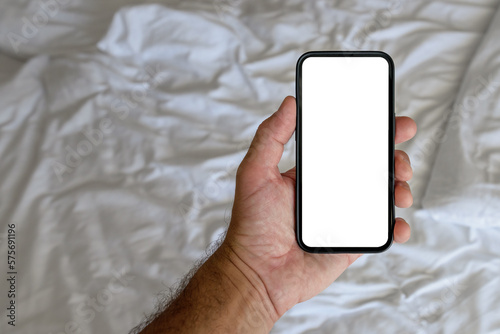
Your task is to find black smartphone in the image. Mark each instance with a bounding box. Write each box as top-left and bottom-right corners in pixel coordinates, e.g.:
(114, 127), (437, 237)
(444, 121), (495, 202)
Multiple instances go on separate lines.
(295, 51), (395, 254)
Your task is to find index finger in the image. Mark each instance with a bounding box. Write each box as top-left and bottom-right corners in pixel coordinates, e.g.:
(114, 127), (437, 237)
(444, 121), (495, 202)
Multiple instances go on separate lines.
(395, 116), (417, 144)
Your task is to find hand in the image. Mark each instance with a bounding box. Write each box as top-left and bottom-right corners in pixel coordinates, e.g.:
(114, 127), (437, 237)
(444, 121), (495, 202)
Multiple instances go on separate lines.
(223, 96), (417, 321)
(138, 95), (417, 334)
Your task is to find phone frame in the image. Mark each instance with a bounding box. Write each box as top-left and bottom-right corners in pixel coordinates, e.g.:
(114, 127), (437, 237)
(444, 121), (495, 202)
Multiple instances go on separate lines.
(295, 50), (395, 254)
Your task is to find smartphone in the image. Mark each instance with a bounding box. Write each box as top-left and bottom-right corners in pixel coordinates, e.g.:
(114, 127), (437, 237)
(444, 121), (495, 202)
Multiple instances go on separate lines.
(296, 51), (395, 253)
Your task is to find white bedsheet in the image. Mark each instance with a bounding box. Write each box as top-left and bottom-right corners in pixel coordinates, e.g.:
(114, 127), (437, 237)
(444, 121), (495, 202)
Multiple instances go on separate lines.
(423, 7), (500, 228)
(1, 1), (500, 333)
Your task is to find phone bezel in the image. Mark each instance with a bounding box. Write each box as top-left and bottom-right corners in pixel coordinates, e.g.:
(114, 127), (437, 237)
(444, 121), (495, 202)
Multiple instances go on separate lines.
(295, 50), (395, 254)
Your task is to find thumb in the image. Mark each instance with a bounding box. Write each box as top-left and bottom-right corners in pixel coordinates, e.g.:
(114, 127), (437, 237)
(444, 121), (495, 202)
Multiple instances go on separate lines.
(240, 96), (296, 173)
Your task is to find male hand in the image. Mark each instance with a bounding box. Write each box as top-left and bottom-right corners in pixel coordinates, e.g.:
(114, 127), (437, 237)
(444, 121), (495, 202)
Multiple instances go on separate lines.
(224, 96), (417, 321)
(139, 96), (417, 334)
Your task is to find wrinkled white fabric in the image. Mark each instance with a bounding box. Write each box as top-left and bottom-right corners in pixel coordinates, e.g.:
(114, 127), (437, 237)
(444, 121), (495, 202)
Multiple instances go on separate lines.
(423, 7), (500, 228)
(0, 1), (499, 333)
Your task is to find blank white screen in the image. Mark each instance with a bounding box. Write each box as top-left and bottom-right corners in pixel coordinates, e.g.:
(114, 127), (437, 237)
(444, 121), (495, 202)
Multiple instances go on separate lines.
(301, 56), (389, 248)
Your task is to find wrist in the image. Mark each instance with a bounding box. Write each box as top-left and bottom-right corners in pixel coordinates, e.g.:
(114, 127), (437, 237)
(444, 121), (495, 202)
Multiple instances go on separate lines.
(214, 243), (279, 331)
(142, 243), (277, 334)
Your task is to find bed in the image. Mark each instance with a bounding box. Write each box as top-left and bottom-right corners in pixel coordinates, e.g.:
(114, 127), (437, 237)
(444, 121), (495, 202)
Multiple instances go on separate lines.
(1, 0), (500, 333)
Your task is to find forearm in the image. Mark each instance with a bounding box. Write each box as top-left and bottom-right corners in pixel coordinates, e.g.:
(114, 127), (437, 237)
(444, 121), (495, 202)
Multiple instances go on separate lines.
(141, 244), (277, 333)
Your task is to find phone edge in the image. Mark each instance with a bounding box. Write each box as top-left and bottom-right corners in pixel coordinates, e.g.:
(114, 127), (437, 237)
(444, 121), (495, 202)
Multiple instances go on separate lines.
(295, 50), (396, 254)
